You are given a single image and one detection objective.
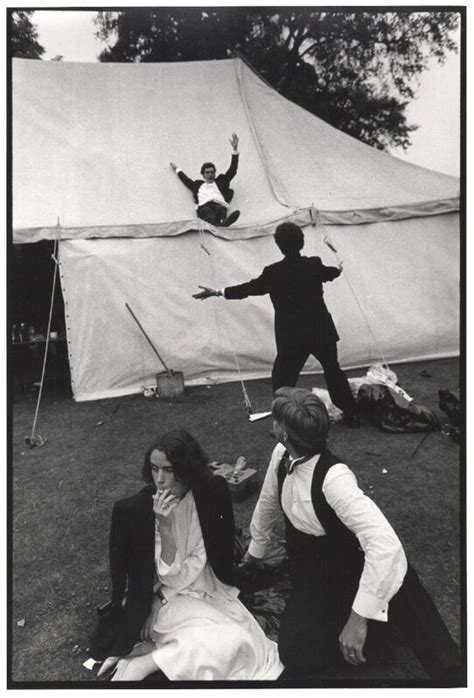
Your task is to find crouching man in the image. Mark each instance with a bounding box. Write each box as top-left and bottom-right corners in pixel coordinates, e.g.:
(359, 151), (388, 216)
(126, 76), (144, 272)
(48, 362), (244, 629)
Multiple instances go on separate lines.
(241, 387), (462, 683)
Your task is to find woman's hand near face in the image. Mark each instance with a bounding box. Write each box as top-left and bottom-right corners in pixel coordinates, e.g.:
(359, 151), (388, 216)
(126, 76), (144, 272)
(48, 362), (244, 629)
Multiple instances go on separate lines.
(153, 489), (180, 520)
(153, 489), (179, 565)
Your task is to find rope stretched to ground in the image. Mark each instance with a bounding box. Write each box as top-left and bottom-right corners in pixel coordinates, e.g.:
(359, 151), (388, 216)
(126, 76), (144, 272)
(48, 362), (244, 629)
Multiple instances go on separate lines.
(312, 207), (389, 368)
(198, 220), (254, 416)
(26, 238), (59, 447)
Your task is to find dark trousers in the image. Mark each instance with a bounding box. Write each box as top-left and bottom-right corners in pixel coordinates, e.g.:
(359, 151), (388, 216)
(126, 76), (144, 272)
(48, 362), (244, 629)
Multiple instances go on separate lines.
(278, 561), (461, 681)
(271, 338), (357, 416)
(197, 202), (227, 226)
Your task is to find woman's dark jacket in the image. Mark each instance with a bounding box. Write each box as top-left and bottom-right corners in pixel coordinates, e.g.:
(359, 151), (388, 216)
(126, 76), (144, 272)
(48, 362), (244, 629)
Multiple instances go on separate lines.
(90, 475), (235, 660)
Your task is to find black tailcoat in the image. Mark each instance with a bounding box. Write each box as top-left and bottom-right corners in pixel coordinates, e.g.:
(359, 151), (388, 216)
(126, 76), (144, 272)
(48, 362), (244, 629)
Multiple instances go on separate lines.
(224, 253), (341, 353)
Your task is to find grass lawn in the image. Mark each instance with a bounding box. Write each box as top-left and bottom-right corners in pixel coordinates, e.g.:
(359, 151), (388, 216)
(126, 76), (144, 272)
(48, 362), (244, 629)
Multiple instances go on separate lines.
(10, 357), (463, 685)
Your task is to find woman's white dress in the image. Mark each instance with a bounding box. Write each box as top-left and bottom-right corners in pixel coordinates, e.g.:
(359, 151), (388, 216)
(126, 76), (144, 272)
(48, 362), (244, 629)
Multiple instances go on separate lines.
(149, 490), (283, 680)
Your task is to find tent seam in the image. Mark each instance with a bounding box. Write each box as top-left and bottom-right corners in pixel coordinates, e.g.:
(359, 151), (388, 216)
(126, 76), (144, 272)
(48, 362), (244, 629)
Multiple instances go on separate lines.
(233, 58), (295, 212)
(12, 200), (460, 243)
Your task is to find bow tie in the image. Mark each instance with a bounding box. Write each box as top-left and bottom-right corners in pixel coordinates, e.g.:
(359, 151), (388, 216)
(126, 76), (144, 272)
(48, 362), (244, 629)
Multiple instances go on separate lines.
(284, 451), (316, 474)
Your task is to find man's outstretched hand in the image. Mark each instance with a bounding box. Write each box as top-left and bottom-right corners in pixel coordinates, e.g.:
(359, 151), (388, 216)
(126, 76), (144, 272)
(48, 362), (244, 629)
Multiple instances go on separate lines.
(229, 133), (239, 151)
(170, 162), (178, 171)
(193, 285), (221, 300)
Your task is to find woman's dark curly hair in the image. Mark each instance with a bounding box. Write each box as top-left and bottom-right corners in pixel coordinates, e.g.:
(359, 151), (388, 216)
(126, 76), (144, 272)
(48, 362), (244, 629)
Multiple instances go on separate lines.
(142, 429), (210, 490)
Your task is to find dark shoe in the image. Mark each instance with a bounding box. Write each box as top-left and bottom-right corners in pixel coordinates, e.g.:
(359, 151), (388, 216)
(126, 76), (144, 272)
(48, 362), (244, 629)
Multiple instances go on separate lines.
(221, 210), (241, 227)
(344, 413), (361, 428)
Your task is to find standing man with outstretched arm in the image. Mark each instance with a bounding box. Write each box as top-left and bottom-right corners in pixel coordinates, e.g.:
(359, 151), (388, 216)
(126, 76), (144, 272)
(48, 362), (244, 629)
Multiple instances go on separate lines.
(170, 133), (241, 227)
(193, 221), (359, 426)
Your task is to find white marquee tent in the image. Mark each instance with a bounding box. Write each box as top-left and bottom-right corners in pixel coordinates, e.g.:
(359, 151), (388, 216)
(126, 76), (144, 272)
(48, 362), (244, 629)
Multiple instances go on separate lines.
(12, 57), (460, 401)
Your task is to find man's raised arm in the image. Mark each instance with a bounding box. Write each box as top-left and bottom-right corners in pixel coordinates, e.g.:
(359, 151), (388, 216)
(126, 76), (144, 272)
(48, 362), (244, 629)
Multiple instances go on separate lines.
(170, 161), (194, 191)
(224, 133), (239, 181)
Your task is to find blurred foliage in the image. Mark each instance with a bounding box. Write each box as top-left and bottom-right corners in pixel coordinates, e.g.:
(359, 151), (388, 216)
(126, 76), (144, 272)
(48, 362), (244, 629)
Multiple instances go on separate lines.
(10, 10), (45, 59)
(95, 8), (459, 150)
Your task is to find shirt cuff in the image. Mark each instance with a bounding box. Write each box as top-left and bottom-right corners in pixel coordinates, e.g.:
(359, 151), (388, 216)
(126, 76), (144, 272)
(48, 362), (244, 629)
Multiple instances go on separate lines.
(175, 167), (182, 174)
(352, 589), (390, 623)
(248, 539), (267, 559)
(232, 149), (239, 155)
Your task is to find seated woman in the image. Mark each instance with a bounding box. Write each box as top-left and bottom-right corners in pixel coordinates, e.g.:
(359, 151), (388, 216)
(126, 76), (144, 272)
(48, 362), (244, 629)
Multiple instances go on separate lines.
(93, 429), (283, 681)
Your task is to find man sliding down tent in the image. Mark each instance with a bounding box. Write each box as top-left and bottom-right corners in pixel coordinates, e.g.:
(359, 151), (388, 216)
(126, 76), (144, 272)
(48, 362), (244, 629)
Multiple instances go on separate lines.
(193, 222), (360, 427)
(170, 133), (241, 228)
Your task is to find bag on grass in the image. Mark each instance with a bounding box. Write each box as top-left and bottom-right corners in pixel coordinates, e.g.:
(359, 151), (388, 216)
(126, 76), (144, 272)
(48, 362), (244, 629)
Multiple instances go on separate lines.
(438, 389), (461, 443)
(358, 383), (440, 433)
(89, 604), (126, 662)
(438, 389), (461, 427)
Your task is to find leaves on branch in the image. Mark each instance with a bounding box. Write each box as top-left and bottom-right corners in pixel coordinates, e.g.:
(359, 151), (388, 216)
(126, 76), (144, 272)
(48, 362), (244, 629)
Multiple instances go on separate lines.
(10, 10), (45, 60)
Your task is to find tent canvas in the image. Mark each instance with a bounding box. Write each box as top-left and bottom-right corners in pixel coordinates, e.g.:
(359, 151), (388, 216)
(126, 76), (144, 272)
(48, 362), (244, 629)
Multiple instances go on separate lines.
(12, 57), (460, 401)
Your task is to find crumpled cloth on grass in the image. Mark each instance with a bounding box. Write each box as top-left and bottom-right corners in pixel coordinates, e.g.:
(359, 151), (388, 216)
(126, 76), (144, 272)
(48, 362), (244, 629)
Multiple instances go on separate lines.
(238, 531), (291, 642)
(311, 387), (343, 422)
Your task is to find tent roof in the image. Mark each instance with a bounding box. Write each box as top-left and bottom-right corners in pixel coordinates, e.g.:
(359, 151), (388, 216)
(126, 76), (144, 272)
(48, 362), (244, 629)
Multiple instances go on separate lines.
(13, 57), (459, 243)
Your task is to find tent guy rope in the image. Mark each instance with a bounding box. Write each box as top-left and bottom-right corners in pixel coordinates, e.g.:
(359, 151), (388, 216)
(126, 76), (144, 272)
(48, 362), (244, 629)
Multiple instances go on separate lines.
(312, 207), (389, 369)
(25, 237), (59, 448)
(198, 221), (270, 421)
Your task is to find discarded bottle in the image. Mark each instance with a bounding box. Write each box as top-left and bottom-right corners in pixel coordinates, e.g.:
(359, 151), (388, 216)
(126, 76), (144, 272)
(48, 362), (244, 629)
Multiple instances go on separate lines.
(233, 456), (247, 473)
(230, 456), (247, 481)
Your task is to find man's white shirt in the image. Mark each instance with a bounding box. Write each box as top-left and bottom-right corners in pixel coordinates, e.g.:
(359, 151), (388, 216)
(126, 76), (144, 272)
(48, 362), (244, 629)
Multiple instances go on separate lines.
(248, 442), (408, 622)
(196, 181), (228, 208)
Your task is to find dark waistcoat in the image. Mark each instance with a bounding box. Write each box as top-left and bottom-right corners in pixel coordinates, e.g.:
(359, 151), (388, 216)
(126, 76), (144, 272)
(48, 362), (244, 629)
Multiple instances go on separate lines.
(277, 449), (364, 584)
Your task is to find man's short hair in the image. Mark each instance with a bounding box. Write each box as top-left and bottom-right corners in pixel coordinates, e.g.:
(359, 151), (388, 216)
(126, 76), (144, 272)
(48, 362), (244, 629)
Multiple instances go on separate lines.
(274, 222), (304, 255)
(200, 162), (216, 175)
(272, 387), (330, 454)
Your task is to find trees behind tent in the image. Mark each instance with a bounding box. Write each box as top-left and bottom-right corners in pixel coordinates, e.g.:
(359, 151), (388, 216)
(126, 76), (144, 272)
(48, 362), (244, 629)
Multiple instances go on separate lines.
(95, 7), (459, 151)
(10, 10), (45, 59)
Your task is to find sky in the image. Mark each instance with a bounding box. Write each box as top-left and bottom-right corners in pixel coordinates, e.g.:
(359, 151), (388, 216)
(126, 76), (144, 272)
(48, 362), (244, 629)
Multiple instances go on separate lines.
(30, 7), (461, 178)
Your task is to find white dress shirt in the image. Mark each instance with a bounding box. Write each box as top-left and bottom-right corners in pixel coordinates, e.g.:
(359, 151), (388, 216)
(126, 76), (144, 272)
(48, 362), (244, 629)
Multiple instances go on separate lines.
(196, 181), (228, 208)
(154, 490), (238, 601)
(248, 442), (408, 622)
